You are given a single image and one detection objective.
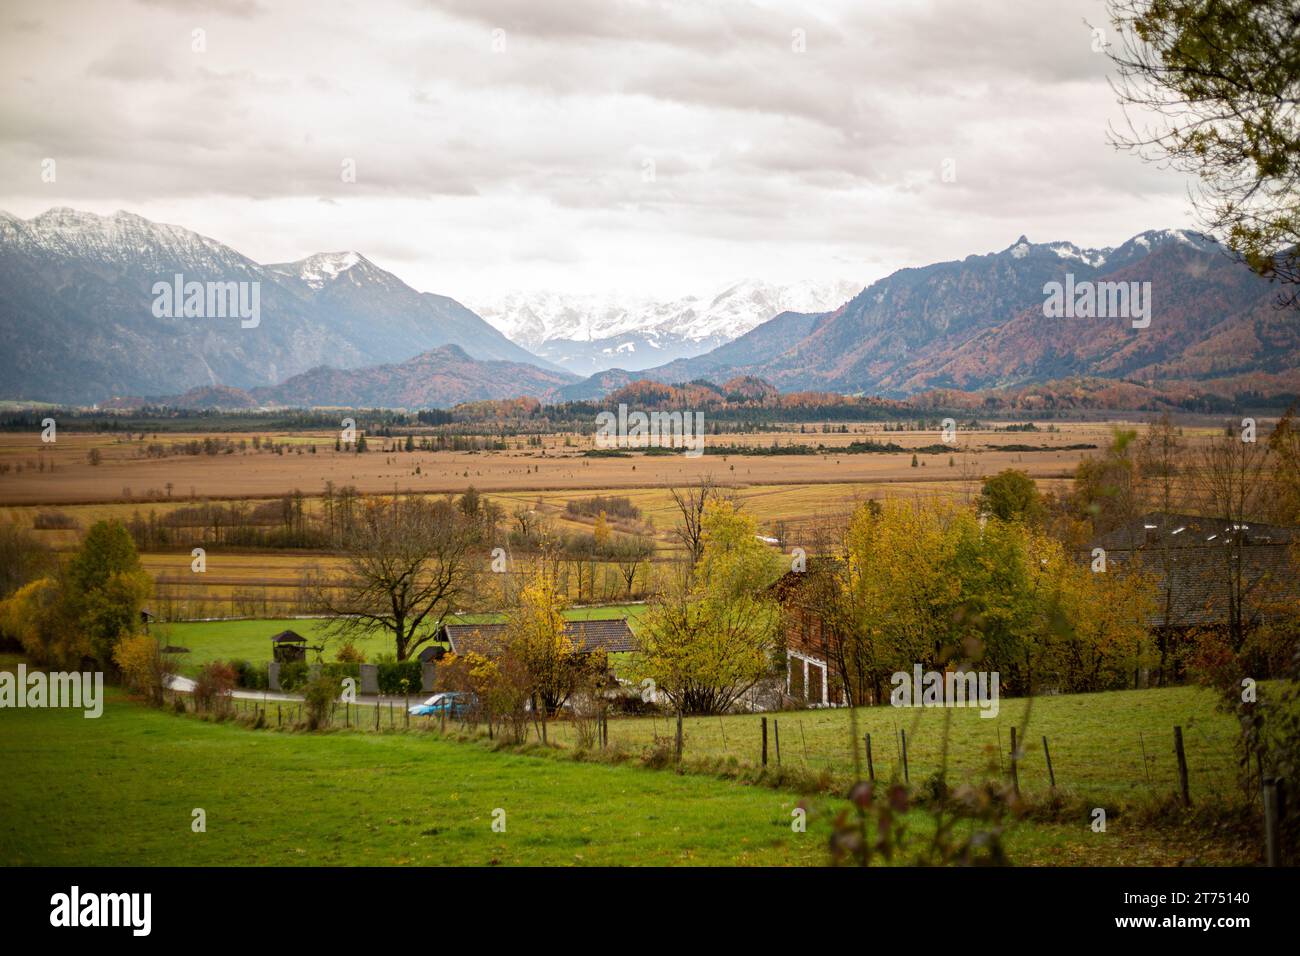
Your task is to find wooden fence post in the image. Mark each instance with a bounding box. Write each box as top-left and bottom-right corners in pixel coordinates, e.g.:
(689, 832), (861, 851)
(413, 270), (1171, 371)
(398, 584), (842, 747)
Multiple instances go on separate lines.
(1009, 726), (1020, 797)
(774, 719), (781, 766)
(761, 717), (768, 767)
(865, 733), (874, 782)
(1263, 777), (1281, 866)
(900, 728), (910, 784)
(1174, 725), (1191, 806)
(1042, 735), (1056, 789)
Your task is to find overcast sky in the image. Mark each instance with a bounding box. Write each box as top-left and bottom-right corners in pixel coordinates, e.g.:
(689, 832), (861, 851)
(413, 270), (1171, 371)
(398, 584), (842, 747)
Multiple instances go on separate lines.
(0, 0), (1198, 302)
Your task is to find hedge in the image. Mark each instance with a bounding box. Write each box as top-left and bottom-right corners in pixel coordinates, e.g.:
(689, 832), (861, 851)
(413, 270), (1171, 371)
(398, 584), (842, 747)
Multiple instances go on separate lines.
(220, 659), (420, 695)
(377, 660), (423, 695)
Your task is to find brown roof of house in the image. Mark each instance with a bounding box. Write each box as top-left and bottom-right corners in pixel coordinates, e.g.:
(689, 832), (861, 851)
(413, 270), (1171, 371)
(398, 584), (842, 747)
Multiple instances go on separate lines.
(270, 629), (308, 644)
(1086, 514), (1300, 629)
(768, 557), (843, 604)
(439, 618), (637, 656)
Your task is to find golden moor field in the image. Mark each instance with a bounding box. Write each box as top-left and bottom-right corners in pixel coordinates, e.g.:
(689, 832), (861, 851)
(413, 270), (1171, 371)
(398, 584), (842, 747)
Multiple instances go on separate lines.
(0, 418), (1236, 613)
(0, 421), (1124, 506)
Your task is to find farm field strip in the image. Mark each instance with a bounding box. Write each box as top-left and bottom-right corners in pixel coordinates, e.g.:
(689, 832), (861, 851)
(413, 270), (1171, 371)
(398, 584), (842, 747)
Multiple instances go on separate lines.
(0, 423), (1125, 506)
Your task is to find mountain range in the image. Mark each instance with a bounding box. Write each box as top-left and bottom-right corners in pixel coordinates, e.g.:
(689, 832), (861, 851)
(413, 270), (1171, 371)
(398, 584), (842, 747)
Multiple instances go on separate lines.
(0, 208), (561, 405)
(2, 209), (1295, 410)
(470, 278), (862, 376)
(593, 230), (1299, 402)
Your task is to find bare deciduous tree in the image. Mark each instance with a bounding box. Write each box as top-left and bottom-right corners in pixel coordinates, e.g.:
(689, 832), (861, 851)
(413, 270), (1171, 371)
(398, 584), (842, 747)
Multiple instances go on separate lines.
(1191, 429), (1276, 651)
(668, 476), (718, 569)
(316, 495), (479, 660)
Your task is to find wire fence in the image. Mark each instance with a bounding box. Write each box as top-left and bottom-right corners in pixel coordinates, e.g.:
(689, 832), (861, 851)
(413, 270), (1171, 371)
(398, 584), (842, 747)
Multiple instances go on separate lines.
(207, 691), (1246, 804)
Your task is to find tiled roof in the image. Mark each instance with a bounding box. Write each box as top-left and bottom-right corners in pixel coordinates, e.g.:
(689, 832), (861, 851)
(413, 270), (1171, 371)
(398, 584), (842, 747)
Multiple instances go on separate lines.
(768, 557), (843, 603)
(1092, 512), (1294, 551)
(440, 618), (637, 656)
(1086, 514), (1300, 628)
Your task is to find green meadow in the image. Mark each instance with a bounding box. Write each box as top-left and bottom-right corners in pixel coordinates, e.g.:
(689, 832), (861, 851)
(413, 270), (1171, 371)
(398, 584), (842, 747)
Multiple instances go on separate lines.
(157, 604), (648, 675)
(571, 683), (1245, 803)
(0, 693), (1244, 866)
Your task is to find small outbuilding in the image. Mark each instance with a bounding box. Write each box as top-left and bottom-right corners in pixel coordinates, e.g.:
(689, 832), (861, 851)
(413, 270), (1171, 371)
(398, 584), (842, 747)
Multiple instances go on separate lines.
(417, 645), (447, 665)
(271, 629), (309, 663)
(435, 618), (637, 657)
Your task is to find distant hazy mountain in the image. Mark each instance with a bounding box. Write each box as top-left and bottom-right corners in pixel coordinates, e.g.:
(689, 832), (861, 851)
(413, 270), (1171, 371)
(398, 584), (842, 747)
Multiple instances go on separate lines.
(0, 208), (558, 404)
(121, 345), (577, 410)
(254, 344), (576, 408)
(471, 278), (862, 375)
(565, 230), (1295, 400)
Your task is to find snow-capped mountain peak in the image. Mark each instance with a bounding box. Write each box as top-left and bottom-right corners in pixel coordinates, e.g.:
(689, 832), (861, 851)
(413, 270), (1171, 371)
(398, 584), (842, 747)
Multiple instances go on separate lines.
(271, 251), (367, 289)
(997, 229), (1216, 271)
(471, 277), (861, 375)
(2, 207), (256, 274)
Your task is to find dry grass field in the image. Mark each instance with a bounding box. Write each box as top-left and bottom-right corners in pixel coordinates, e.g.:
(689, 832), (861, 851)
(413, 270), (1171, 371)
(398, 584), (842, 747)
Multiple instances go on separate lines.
(0, 420), (1128, 506)
(0, 418), (1245, 615)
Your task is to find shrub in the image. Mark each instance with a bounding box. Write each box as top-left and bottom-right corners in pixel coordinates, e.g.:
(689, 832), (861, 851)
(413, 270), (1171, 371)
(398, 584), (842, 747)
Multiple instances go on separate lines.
(278, 661), (308, 690)
(227, 659), (269, 690)
(302, 672), (337, 730)
(321, 662), (360, 686)
(609, 690), (660, 716)
(335, 639), (366, 664)
(566, 495), (641, 520)
(112, 634), (175, 707)
(194, 661), (236, 714)
(377, 660), (422, 695)
(33, 510), (78, 530)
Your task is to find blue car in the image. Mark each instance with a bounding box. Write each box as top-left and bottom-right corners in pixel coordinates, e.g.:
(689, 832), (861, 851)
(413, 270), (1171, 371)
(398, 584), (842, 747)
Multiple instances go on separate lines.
(408, 692), (470, 717)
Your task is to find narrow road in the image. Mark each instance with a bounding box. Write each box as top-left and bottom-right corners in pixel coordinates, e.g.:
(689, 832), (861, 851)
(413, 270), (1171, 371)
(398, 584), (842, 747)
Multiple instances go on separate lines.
(165, 675), (412, 708)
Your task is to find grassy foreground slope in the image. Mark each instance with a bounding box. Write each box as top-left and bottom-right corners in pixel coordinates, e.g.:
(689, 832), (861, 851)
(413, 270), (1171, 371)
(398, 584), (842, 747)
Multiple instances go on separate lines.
(0, 694), (1250, 866)
(0, 694), (823, 866)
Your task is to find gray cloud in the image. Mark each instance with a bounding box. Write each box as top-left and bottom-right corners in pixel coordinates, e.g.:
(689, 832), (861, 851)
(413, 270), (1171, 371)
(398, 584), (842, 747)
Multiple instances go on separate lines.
(0, 0), (1198, 301)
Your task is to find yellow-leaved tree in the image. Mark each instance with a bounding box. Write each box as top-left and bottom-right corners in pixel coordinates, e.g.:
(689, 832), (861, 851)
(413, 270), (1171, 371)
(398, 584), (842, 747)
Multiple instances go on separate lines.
(1035, 537), (1157, 693)
(507, 568), (582, 718)
(638, 500), (780, 733)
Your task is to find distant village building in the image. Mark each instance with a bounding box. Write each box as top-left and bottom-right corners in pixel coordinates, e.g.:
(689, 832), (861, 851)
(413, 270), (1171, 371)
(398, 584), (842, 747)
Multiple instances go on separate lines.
(434, 618), (637, 658)
(1085, 512), (1300, 684)
(769, 560), (855, 707)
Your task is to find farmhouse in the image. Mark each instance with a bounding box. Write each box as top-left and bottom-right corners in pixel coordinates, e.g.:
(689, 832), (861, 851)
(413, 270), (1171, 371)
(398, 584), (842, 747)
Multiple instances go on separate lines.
(434, 618), (637, 657)
(1086, 512), (1300, 681)
(769, 560), (853, 707)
